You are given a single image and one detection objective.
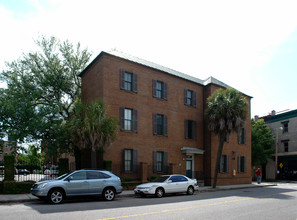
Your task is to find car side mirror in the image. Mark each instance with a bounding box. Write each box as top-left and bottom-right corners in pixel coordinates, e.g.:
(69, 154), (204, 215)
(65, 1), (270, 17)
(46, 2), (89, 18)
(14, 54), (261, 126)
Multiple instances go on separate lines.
(167, 180), (172, 183)
(66, 176), (73, 182)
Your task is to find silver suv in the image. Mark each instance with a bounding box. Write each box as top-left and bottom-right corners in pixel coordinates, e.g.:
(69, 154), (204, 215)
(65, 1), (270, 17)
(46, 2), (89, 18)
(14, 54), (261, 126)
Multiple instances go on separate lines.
(31, 169), (122, 204)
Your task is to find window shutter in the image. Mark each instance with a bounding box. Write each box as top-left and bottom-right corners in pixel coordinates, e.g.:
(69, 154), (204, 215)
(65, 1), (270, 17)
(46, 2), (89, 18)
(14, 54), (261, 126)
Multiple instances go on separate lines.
(226, 155), (229, 173)
(185, 120), (189, 139)
(184, 89), (187, 105)
(152, 80), (156, 98)
(123, 149), (127, 172)
(133, 73), (138, 93)
(220, 156), (224, 173)
(243, 156), (247, 172)
(120, 69), (125, 89)
(243, 128), (246, 144)
(120, 107), (125, 130)
(133, 109), (138, 132)
(193, 120), (197, 140)
(237, 156), (241, 173)
(164, 115), (168, 136)
(153, 113), (157, 135)
(132, 149), (138, 172)
(163, 152), (168, 173)
(153, 151), (157, 173)
(193, 91), (197, 107)
(163, 82), (168, 100)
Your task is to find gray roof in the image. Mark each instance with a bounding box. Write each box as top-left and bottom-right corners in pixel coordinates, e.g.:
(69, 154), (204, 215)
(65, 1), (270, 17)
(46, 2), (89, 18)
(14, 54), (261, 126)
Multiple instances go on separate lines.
(80, 49), (235, 90)
(181, 147), (205, 154)
(106, 50), (231, 88)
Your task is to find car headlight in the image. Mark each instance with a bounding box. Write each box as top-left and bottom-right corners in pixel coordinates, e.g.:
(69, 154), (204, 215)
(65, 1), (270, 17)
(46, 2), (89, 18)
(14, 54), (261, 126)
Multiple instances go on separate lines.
(37, 183), (48, 189)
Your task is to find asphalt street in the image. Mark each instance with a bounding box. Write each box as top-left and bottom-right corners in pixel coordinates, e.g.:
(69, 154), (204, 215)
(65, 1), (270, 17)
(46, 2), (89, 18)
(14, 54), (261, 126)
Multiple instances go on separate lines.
(0, 182), (297, 220)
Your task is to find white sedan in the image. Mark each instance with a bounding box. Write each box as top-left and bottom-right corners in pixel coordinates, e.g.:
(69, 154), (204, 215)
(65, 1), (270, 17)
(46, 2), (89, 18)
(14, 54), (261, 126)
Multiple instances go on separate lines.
(134, 175), (199, 198)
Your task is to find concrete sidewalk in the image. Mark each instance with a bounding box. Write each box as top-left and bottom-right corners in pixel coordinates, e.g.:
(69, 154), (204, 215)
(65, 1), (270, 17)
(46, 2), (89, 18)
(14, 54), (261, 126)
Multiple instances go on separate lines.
(0, 182), (276, 204)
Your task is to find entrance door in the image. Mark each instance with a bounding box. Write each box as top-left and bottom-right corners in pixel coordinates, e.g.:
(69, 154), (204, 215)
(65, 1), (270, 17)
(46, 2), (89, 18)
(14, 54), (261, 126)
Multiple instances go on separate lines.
(186, 160), (193, 178)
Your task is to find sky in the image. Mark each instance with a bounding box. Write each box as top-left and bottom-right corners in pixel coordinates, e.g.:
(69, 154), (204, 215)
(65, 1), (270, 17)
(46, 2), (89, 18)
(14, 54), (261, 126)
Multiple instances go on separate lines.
(1, 0), (297, 118)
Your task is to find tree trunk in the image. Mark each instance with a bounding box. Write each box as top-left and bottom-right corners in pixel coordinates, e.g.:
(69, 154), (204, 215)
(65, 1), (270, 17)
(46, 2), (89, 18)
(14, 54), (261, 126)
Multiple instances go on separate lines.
(213, 134), (225, 188)
(91, 149), (97, 168)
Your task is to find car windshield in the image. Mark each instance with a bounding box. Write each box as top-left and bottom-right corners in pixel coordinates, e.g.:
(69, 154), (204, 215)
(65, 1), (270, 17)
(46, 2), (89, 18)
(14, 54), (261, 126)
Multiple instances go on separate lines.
(56, 171), (74, 180)
(152, 176), (170, 182)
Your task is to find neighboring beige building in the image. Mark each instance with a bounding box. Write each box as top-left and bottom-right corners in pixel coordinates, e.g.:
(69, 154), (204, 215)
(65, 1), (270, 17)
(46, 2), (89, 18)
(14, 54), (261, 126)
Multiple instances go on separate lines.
(260, 110), (297, 180)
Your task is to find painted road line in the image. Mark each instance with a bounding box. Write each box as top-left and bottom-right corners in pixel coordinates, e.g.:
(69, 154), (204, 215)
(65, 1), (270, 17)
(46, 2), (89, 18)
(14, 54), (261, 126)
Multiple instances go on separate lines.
(98, 190), (297, 220)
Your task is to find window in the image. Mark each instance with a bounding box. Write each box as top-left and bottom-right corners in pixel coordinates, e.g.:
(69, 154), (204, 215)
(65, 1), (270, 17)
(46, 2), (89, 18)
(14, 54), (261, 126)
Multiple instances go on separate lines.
(120, 70), (138, 93)
(225, 134), (230, 143)
(283, 141), (289, 152)
(283, 122), (289, 133)
(153, 151), (168, 173)
(120, 107), (138, 132)
(185, 120), (197, 139)
(184, 89), (197, 107)
(87, 171), (110, 179)
(238, 128), (246, 144)
(124, 149), (132, 172)
(238, 156), (247, 173)
(169, 175), (188, 182)
(220, 155), (229, 173)
(153, 80), (168, 100)
(124, 149), (138, 172)
(153, 113), (168, 136)
(70, 171), (87, 180)
(124, 109), (132, 130)
(5, 143), (8, 148)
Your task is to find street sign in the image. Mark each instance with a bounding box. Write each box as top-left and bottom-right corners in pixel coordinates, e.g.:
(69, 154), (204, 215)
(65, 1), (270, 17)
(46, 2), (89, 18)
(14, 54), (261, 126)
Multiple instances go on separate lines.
(279, 163), (283, 168)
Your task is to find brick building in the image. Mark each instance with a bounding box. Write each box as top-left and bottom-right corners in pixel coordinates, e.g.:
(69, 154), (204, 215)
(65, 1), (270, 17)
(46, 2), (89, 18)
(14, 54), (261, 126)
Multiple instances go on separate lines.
(0, 135), (16, 163)
(79, 50), (252, 186)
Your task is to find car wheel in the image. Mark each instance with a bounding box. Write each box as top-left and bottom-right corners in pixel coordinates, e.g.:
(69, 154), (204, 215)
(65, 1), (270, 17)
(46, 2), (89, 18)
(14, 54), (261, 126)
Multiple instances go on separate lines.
(187, 186), (194, 195)
(103, 188), (115, 201)
(48, 189), (64, 204)
(155, 188), (164, 198)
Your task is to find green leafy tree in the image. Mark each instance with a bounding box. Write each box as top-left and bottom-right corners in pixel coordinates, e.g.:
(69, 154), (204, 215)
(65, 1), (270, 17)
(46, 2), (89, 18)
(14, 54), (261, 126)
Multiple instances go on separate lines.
(0, 36), (91, 156)
(67, 100), (118, 168)
(251, 119), (275, 166)
(206, 88), (248, 188)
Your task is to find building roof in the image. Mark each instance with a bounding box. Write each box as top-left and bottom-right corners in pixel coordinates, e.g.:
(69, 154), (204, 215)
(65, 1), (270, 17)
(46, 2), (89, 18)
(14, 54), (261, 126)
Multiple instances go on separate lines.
(262, 109), (297, 123)
(80, 49), (246, 92)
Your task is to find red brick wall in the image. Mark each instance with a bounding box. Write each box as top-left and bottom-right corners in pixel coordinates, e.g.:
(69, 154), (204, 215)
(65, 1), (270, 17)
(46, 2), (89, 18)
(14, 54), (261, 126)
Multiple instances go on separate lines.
(80, 52), (252, 186)
(203, 84), (252, 186)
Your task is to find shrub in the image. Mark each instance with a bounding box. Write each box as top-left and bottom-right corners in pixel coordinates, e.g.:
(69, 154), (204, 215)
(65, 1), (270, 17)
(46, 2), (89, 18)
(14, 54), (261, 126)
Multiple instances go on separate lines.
(3, 181), (35, 194)
(147, 176), (158, 182)
(4, 154), (15, 181)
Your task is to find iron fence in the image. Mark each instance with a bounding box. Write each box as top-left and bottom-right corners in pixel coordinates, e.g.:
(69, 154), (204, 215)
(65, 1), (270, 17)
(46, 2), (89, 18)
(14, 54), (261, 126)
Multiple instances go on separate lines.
(0, 162), (59, 182)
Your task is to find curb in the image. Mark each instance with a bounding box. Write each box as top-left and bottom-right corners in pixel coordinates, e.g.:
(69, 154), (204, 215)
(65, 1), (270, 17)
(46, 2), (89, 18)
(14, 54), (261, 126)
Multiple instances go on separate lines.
(0, 184), (277, 204)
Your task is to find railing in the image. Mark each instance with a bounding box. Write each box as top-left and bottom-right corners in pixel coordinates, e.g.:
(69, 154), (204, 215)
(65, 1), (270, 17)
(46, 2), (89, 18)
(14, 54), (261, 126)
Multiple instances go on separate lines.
(0, 162), (59, 182)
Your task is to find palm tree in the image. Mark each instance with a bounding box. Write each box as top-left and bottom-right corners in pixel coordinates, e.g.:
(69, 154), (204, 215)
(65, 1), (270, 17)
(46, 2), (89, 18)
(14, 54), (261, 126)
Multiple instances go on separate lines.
(206, 88), (248, 188)
(68, 100), (118, 168)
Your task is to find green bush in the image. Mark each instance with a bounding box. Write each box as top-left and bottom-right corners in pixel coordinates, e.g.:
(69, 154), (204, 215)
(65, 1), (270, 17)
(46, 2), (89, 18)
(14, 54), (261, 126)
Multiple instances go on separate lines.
(147, 176), (158, 182)
(120, 177), (134, 182)
(59, 158), (69, 175)
(0, 181), (3, 194)
(3, 181), (35, 194)
(4, 154), (15, 181)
